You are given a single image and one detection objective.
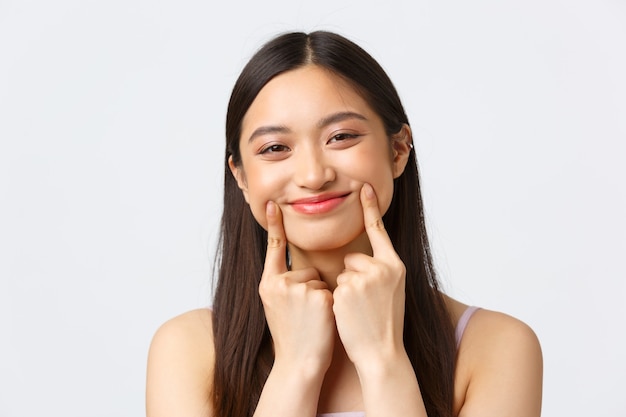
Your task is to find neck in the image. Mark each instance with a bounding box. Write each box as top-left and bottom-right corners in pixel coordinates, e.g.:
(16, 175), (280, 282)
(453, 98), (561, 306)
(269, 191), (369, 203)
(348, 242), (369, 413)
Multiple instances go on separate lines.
(288, 232), (372, 290)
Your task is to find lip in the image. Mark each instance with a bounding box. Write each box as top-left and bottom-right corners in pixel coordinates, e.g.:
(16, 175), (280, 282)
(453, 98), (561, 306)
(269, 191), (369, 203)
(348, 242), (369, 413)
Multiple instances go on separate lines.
(289, 192), (350, 214)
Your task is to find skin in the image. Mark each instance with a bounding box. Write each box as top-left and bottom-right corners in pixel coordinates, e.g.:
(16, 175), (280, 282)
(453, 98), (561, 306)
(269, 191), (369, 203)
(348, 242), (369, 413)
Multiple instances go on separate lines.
(146, 65), (543, 417)
(230, 65), (409, 286)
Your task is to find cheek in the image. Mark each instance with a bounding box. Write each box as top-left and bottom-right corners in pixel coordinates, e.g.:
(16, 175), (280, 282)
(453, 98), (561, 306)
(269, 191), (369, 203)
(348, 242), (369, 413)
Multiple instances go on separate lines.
(241, 168), (282, 232)
(245, 187), (270, 231)
(345, 153), (395, 215)
(248, 201), (268, 231)
(374, 177), (395, 216)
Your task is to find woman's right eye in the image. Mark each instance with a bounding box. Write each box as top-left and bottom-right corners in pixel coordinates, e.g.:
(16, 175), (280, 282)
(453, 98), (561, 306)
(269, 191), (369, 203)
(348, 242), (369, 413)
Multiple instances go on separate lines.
(259, 144), (290, 154)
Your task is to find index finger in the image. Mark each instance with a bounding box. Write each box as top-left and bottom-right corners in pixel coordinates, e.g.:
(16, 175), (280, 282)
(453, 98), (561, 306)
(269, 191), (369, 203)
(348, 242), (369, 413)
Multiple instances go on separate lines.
(360, 183), (395, 258)
(264, 201), (288, 274)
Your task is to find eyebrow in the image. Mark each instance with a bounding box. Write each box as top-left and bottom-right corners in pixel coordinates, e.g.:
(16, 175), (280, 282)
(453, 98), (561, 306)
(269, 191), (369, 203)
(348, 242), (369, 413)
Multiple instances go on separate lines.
(316, 111), (368, 129)
(247, 111), (368, 143)
(247, 125), (291, 143)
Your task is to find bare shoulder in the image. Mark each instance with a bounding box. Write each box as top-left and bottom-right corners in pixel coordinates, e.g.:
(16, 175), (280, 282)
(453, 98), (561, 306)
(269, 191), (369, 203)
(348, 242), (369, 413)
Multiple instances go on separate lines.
(461, 307), (543, 372)
(146, 308), (215, 417)
(453, 302), (543, 417)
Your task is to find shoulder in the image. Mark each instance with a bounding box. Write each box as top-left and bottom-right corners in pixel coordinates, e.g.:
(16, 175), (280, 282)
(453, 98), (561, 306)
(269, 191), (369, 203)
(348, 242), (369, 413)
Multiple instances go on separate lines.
(146, 308), (215, 417)
(451, 301), (543, 417)
(443, 295), (541, 358)
(458, 307), (542, 373)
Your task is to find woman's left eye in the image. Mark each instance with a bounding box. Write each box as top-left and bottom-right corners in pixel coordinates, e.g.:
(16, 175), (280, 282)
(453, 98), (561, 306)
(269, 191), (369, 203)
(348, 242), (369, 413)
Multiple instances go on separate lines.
(328, 133), (360, 143)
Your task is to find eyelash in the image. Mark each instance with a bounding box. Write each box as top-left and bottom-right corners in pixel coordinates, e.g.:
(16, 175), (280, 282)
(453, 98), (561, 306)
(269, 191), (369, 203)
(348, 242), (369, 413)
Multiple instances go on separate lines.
(328, 133), (360, 143)
(259, 144), (290, 154)
(258, 133), (361, 155)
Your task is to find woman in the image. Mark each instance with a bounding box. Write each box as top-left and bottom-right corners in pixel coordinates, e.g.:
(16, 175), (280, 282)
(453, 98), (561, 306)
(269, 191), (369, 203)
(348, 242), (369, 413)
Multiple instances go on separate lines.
(146, 31), (543, 417)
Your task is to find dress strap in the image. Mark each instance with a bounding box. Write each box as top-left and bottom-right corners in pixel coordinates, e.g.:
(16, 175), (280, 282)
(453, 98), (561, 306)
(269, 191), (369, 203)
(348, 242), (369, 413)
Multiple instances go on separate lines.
(455, 306), (480, 348)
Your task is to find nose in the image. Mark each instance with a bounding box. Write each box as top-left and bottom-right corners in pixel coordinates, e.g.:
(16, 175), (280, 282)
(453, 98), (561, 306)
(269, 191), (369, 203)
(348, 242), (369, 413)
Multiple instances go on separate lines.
(293, 147), (335, 190)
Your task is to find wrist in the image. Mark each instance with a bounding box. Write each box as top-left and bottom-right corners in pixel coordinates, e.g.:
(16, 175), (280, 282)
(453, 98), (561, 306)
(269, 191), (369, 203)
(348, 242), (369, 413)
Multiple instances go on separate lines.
(353, 349), (427, 417)
(272, 356), (329, 386)
(255, 358), (327, 417)
(353, 346), (412, 383)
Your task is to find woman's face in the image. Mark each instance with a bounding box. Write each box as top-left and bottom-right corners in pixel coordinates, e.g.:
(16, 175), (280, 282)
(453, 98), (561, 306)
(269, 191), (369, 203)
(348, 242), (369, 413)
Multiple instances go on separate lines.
(230, 65), (411, 252)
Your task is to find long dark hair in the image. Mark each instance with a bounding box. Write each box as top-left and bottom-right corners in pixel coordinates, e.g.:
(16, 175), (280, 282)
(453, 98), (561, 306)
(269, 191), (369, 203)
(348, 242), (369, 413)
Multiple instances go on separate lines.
(212, 31), (456, 417)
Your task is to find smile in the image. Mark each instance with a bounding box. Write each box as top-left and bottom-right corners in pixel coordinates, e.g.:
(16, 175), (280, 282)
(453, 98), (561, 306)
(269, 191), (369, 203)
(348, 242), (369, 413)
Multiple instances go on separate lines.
(289, 192), (350, 215)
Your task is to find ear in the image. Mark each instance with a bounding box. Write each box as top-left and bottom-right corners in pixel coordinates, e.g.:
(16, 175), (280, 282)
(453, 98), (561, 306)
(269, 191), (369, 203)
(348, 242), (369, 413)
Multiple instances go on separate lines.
(228, 156), (250, 203)
(391, 124), (413, 178)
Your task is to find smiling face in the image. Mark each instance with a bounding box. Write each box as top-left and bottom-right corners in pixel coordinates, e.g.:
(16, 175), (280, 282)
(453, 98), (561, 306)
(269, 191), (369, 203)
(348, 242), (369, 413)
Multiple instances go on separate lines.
(230, 65), (411, 253)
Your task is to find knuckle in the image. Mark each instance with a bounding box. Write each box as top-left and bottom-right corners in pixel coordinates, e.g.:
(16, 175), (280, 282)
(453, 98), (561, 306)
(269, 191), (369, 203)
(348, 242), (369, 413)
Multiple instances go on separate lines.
(394, 260), (406, 276)
(332, 288), (345, 306)
(259, 274), (287, 296)
(351, 276), (368, 292)
(333, 283), (346, 296)
(258, 279), (272, 298)
(315, 290), (333, 307)
(370, 263), (385, 278)
(291, 281), (307, 296)
(267, 236), (283, 249)
(368, 217), (385, 231)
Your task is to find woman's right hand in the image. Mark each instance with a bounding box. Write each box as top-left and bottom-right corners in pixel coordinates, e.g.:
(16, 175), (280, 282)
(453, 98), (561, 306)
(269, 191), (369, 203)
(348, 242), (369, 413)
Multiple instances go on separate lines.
(259, 201), (335, 377)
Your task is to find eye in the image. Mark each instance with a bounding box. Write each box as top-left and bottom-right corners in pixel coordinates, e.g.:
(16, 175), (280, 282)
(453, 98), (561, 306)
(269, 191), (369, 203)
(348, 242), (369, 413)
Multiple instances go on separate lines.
(328, 133), (361, 143)
(259, 144), (290, 154)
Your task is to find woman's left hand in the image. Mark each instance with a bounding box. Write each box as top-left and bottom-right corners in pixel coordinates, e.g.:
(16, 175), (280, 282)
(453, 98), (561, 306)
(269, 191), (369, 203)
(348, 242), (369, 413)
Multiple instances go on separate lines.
(333, 183), (407, 369)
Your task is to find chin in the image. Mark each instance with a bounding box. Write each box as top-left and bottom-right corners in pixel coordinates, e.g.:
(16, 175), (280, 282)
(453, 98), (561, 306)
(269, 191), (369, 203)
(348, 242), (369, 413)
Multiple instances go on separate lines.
(287, 237), (348, 252)
(286, 228), (367, 253)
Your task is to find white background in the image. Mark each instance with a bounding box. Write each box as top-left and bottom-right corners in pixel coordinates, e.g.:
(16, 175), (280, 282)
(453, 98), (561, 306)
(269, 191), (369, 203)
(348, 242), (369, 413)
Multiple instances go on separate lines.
(1, 0), (624, 416)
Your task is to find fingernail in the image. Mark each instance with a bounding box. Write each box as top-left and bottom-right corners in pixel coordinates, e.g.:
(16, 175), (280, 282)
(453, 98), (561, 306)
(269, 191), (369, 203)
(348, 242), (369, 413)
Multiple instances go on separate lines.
(266, 201), (276, 215)
(363, 183), (374, 199)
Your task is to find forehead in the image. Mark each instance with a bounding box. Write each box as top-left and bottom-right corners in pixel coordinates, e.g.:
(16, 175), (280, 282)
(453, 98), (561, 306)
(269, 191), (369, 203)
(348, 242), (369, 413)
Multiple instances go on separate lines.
(241, 65), (379, 137)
